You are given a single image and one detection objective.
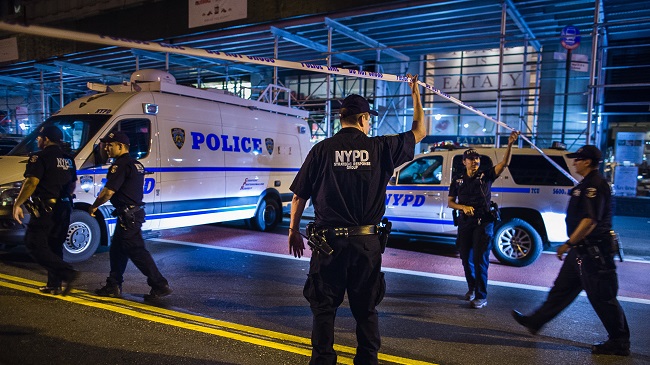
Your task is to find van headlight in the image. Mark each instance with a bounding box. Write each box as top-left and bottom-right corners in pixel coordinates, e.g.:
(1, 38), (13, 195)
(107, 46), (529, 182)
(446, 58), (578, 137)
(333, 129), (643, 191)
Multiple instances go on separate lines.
(0, 181), (22, 207)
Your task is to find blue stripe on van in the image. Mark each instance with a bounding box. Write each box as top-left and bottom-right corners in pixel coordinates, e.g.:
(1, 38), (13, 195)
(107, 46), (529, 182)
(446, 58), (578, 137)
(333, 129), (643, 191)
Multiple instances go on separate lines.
(104, 205), (255, 225)
(77, 166), (299, 174)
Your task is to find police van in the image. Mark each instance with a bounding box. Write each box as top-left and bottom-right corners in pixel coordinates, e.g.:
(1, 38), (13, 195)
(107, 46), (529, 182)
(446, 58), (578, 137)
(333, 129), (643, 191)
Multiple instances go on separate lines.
(0, 69), (311, 262)
(385, 145), (580, 266)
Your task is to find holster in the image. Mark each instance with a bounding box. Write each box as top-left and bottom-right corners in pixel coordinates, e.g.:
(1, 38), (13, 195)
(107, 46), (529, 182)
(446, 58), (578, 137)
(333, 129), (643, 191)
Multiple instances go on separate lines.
(305, 222), (333, 256)
(112, 205), (144, 230)
(23, 197), (56, 218)
(378, 218), (392, 254)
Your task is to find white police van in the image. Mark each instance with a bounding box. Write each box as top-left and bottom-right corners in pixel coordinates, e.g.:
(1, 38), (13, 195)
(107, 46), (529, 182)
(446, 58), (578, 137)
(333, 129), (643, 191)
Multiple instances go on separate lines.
(0, 69), (311, 262)
(385, 145), (580, 266)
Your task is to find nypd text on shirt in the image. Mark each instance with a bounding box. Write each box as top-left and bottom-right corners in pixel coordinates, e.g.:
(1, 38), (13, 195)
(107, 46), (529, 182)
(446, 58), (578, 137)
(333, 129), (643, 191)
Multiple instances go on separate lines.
(334, 149), (371, 170)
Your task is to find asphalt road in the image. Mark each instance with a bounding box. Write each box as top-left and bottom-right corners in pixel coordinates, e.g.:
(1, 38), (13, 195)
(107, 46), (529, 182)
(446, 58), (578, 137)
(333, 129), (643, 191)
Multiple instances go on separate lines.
(1, 221), (649, 365)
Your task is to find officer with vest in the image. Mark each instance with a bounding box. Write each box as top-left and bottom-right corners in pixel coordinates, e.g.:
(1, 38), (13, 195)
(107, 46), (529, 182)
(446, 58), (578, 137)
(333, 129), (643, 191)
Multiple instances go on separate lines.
(448, 130), (519, 309)
(512, 145), (630, 356)
(90, 131), (172, 300)
(12, 125), (78, 295)
(288, 74), (426, 365)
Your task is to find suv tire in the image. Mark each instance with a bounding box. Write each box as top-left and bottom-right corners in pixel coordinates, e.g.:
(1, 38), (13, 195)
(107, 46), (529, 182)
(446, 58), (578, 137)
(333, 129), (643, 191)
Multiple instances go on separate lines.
(492, 218), (543, 267)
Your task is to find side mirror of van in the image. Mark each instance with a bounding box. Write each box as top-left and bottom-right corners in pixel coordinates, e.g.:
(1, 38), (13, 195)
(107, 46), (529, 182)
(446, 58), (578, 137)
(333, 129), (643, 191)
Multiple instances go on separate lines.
(389, 176), (396, 185)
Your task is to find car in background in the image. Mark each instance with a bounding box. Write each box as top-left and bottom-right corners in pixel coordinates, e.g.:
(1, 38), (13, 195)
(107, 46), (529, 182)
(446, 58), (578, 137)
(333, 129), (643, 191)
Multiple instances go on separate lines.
(385, 145), (580, 267)
(0, 136), (21, 155)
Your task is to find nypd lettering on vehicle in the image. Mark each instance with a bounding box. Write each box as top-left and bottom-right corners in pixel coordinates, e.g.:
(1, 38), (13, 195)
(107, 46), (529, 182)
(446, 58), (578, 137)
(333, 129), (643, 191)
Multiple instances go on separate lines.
(386, 193), (426, 207)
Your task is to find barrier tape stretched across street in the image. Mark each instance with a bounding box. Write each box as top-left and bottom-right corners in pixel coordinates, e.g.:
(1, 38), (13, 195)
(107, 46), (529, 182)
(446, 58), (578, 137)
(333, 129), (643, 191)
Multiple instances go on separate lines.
(0, 21), (578, 184)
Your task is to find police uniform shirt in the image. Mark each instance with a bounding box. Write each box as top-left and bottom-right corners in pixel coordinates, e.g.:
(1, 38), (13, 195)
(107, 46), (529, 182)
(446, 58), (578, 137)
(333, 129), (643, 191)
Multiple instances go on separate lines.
(104, 153), (145, 208)
(566, 169), (612, 239)
(449, 167), (498, 216)
(290, 128), (415, 227)
(24, 145), (77, 199)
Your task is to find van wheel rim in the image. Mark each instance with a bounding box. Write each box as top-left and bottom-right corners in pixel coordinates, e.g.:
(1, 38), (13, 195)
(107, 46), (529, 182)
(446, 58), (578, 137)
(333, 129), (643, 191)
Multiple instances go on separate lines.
(498, 227), (533, 259)
(263, 205), (277, 225)
(66, 222), (91, 254)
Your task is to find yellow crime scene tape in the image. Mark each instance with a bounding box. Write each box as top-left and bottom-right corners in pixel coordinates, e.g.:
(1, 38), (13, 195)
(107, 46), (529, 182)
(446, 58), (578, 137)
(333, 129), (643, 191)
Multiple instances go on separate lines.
(0, 20), (577, 185)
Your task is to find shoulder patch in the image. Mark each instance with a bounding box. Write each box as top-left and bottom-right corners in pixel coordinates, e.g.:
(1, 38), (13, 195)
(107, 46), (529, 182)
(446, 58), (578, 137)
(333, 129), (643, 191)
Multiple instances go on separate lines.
(586, 187), (597, 198)
(29, 155), (38, 163)
(110, 165), (118, 174)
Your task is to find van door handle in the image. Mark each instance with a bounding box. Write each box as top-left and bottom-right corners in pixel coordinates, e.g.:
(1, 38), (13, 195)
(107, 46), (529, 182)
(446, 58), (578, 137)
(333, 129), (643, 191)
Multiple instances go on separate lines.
(425, 192), (441, 196)
(144, 170), (155, 175)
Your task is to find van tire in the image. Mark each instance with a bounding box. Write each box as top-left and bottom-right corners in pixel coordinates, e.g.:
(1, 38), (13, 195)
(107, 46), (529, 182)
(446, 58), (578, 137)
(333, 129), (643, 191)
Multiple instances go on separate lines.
(63, 210), (101, 263)
(492, 218), (543, 267)
(250, 196), (281, 232)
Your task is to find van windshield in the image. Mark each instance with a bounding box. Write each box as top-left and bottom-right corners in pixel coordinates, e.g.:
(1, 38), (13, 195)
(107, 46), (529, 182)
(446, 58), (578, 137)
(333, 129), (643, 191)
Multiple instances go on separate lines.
(8, 115), (109, 157)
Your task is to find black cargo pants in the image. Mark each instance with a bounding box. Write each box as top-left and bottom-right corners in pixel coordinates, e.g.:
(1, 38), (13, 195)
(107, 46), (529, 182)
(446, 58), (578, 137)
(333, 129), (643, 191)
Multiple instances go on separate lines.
(303, 233), (385, 365)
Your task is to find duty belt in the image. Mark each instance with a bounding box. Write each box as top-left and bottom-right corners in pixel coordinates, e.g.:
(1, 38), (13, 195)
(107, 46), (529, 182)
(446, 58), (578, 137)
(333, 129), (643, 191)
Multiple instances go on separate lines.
(332, 225), (378, 237)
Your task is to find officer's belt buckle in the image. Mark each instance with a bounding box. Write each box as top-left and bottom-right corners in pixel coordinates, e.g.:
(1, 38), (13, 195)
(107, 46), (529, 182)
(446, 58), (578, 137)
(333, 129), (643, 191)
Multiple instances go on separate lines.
(332, 225), (378, 237)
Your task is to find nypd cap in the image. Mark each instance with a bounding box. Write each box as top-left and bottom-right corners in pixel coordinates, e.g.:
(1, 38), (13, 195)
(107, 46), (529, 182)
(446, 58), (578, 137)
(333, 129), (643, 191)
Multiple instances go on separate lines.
(463, 149), (480, 160)
(37, 125), (63, 143)
(100, 131), (131, 146)
(567, 145), (602, 162)
(340, 94), (379, 118)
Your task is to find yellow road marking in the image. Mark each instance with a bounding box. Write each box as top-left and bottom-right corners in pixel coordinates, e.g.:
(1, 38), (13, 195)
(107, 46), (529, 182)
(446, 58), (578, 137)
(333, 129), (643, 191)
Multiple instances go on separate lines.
(0, 272), (437, 365)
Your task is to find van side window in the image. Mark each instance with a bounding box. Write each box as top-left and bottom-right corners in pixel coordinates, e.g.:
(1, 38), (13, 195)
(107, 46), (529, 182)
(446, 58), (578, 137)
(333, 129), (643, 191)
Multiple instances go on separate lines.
(508, 155), (573, 186)
(397, 156), (443, 184)
(452, 154), (493, 177)
(112, 119), (151, 160)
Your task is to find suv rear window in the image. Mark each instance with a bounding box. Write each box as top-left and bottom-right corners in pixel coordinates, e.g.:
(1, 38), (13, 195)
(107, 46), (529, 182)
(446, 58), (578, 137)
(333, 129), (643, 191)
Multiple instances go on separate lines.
(508, 155), (573, 186)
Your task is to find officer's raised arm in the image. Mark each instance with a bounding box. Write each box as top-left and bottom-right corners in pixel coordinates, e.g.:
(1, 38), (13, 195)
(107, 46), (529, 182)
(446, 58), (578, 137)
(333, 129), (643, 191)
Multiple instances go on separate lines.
(495, 131), (519, 176)
(407, 74), (426, 143)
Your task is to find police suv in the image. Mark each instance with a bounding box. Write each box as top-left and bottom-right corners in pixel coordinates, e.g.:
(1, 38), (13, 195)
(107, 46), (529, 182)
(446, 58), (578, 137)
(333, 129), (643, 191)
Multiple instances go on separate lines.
(0, 70), (311, 262)
(385, 145), (580, 266)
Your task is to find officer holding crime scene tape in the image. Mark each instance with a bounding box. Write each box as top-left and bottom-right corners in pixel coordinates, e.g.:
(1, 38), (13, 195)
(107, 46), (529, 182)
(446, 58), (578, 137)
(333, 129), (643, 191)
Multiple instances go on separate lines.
(512, 145), (630, 356)
(90, 131), (172, 300)
(447, 130), (519, 309)
(288, 74), (426, 365)
(12, 125), (79, 295)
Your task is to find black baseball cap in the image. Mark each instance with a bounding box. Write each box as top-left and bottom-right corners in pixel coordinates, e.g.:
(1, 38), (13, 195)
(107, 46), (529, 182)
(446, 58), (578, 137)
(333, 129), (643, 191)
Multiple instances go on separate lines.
(340, 94), (379, 118)
(37, 125), (63, 143)
(100, 131), (131, 146)
(463, 149), (480, 160)
(567, 145), (602, 162)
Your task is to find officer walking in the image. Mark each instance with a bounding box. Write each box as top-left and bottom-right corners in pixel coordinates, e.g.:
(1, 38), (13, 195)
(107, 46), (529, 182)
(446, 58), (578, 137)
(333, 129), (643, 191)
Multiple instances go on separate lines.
(512, 145), (630, 356)
(90, 131), (172, 300)
(288, 74), (426, 365)
(447, 130), (519, 309)
(12, 125), (78, 295)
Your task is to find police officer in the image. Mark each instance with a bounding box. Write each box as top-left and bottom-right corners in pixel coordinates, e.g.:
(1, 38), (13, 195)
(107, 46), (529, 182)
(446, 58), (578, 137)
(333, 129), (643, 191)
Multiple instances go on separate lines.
(12, 125), (78, 295)
(288, 74), (426, 365)
(447, 130), (519, 309)
(90, 131), (172, 300)
(512, 145), (630, 356)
